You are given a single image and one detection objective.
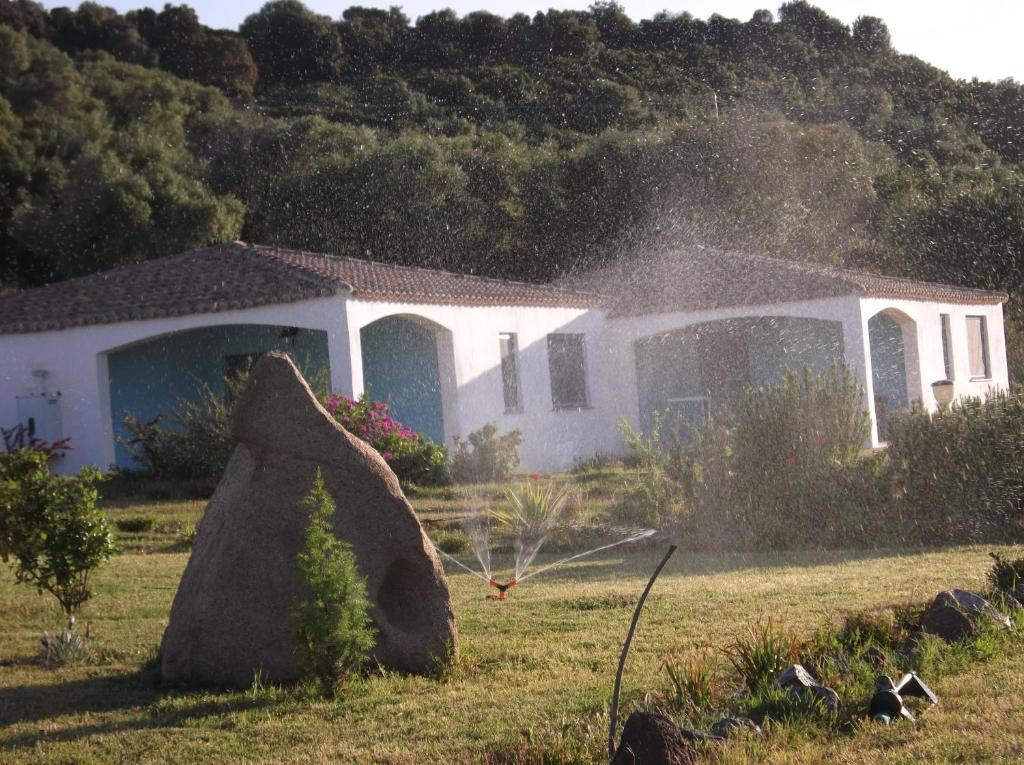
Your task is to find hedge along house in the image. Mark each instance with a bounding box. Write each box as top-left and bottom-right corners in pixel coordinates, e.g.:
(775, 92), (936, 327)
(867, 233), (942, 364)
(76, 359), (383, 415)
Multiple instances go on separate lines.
(0, 242), (1009, 475)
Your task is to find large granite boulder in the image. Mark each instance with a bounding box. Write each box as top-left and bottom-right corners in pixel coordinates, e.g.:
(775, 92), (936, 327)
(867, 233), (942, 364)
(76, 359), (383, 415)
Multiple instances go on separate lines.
(160, 352), (456, 687)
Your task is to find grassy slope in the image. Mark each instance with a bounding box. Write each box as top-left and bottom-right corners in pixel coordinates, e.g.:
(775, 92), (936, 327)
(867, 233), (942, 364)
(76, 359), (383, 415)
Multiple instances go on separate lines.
(1, 489), (1022, 763)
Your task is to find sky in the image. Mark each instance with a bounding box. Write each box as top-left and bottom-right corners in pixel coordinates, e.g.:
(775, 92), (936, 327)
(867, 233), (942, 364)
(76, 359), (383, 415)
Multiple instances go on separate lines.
(40, 0), (1024, 83)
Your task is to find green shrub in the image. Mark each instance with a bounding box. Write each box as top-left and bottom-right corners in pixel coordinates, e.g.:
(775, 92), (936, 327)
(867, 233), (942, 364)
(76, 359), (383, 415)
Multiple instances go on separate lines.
(292, 470), (376, 696)
(885, 389), (1024, 544)
(431, 527), (471, 555)
(324, 392), (450, 487)
(114, 516), (155, 533)
(722, 618), (801, 692)
(680, 364), (874, 549)
(987, 551), (1024, 596)
(450, 423), (523, 483)
(120, 374), (244, 482)
(610, 413), (688, 529)
(0, 449), (115, 625)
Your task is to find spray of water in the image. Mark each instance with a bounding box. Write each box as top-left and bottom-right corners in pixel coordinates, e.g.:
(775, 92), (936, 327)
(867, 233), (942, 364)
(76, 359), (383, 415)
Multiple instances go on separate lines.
(434, 480), (657, 593)
(458, 492), (494, 580)
(514, 528), (657, 583)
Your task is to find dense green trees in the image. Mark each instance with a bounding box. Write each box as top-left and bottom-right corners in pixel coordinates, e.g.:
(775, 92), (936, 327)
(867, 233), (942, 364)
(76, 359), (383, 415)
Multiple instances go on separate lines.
(1, 1), (1023, 373)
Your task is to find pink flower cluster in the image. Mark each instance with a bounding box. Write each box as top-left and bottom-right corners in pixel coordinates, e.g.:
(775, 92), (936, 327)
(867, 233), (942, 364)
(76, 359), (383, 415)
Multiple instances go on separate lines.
(323, 392), (420, 463)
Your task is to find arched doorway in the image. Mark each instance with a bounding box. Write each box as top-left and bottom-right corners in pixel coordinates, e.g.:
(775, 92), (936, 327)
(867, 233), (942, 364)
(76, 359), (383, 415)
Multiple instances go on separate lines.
(359, 315), (450, 445)
(868, 310), (916, 438)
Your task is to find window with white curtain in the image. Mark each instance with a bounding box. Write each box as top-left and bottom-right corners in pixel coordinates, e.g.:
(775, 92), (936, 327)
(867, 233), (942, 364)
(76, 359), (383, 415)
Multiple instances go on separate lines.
(966, 315), (990, 379)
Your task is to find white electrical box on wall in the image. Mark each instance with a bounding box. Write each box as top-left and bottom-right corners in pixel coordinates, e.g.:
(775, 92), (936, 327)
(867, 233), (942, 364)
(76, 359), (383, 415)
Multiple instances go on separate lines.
(16, 394), (63, 444)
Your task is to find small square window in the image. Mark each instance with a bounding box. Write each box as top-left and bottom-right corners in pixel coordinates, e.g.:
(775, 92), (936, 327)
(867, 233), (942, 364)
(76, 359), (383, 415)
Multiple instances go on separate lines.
(499, 332), (521, 412)
(547, 333), (588, 409)
(966, 315), (991, 380)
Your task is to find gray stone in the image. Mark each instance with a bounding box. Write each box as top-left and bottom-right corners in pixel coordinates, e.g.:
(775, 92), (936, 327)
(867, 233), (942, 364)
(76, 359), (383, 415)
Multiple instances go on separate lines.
(612, 712), (696, 765)
(775, 663), (840, 713)
(808, 684), (841, 713)
(921, 589), (1012, 643)
(776, 663), (818, 691)
(160, 352), (457, 687)
(710, 717), (761, 738)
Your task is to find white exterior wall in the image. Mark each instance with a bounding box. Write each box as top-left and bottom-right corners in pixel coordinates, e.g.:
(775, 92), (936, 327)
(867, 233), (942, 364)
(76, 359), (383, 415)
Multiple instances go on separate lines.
(0, 295), (350, 474)
(859, 297), (1008, 405)
(344, 298), (617, 472)
(0, 288), (1009, 475)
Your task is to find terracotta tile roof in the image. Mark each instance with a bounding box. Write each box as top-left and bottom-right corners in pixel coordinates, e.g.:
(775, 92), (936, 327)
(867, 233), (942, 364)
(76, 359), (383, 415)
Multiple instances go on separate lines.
(0, 242), (605, 334)
(564, 248), (1007, 318)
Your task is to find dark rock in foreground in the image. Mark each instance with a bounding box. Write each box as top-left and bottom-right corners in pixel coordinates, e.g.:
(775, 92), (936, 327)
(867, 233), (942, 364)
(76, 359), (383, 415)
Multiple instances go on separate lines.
(612, 711), (697, 765)
(160, 352), (456, 687)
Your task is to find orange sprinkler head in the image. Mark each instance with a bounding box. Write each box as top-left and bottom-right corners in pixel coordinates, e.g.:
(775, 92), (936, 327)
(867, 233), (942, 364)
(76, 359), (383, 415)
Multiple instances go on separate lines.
(487, 578), (517, 601)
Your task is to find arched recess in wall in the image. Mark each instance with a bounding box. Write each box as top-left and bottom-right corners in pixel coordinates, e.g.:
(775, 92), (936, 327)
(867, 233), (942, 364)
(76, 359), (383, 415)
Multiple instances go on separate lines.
(633, 315), (844, 438)
(359, 314), (457, 447)
(867, 308), (920, 439)
(101, 323), (329, 468)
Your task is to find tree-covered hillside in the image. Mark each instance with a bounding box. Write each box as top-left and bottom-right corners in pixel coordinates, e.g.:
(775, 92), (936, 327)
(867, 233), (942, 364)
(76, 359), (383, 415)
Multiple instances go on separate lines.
(1, 0), (1022, 371)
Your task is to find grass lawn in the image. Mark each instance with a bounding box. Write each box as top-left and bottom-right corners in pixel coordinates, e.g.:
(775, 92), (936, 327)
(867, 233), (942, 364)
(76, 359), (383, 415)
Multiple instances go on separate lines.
(1, 480), (1023, 763)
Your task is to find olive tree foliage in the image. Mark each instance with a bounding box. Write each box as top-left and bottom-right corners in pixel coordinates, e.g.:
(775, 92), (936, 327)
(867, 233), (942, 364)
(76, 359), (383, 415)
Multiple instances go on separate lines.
(0, 449), (114, 625)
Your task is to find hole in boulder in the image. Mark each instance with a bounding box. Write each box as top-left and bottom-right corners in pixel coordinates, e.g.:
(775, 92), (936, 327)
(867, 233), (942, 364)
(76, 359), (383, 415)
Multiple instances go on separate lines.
(378, 558), (433, 632)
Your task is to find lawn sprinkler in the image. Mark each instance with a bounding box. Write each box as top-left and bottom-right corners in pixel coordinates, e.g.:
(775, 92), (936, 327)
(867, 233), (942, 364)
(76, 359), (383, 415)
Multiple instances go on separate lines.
(869, 672), (938, 724)
(487, 578), (518, 601)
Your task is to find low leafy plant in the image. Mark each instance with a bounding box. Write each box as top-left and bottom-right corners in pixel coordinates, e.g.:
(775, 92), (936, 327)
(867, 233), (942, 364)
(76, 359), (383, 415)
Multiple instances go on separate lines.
(40, 628), (92, 666)
(324, 392), (450, 487)
(177, 520), (198, 548)
(450, 423), (523, 483)
(292, 470), (376, 696)
(722, 618), (801, 692)
(0, 449), (115, 626)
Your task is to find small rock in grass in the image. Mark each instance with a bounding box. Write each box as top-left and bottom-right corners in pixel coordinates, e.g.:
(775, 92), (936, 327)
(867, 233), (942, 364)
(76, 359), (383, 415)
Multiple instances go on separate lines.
(612, 712), (697, 765)
(776, 663), (817, 691)
(710, 717), (761, 738)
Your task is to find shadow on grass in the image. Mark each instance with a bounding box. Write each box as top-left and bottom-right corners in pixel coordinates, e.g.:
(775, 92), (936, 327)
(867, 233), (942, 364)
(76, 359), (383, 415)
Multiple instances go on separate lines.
(0, 670), (279, 748)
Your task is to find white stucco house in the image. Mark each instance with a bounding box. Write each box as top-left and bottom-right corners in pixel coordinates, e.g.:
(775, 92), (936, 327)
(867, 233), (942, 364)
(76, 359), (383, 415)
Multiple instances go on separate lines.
(0, 241), (1008, 474)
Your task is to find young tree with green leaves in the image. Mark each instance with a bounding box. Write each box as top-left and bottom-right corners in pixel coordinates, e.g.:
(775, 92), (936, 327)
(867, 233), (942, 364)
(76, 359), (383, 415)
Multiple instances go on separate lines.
(0, 449), (114, 628)
(292, 470), (375, 696)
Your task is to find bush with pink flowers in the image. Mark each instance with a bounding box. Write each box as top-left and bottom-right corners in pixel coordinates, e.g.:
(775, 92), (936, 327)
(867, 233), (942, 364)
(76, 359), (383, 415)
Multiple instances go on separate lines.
(324, 393), (449, 487)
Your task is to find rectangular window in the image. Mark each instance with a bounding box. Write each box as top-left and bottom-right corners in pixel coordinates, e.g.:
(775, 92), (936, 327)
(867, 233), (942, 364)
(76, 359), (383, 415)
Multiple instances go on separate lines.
(940, 313), (953, 380)
(547, 333), (588, 408)
(499, 332), (521, 412)
(966, 315), (991, 379)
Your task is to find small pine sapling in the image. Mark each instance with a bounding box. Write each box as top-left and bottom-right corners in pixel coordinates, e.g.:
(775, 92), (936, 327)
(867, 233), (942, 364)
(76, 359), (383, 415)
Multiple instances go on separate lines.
(292, 470), (376, 696)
